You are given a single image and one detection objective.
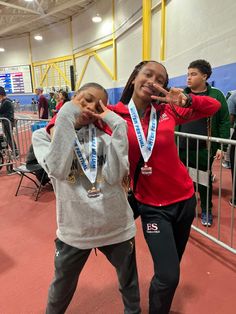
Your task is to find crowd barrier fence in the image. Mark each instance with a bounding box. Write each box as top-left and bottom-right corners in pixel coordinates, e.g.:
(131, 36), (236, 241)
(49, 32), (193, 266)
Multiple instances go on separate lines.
(176, 131), (236, 254)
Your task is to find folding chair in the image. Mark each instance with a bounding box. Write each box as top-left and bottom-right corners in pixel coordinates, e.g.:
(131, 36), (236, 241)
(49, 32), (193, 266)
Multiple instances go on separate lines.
(14, 164), (47, 201)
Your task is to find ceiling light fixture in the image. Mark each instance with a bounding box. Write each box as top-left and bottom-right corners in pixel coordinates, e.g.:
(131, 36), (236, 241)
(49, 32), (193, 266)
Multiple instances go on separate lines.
(34, 35), (43, 41)
(24, 0), (34, 2)
(0, 48), (5, 52)
(92, 14), (102, 23)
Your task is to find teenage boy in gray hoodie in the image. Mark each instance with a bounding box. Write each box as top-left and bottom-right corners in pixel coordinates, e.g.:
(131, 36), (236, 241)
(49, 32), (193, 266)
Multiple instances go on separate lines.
(32, 82), (141, 314)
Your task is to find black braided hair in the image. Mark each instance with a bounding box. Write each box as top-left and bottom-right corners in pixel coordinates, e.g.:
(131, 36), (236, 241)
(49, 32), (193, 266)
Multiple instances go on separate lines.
(120, 60), (169, 104)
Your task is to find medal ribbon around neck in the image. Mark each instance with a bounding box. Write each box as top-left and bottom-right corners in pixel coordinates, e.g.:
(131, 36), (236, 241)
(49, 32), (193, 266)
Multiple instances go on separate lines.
(128, 99), (157, 163)
(74, 124), (98, 185)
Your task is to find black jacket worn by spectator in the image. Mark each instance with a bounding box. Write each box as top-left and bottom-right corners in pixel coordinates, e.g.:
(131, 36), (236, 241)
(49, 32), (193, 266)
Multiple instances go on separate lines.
(0, 97), (18, 152)
(0, 97), (15, 123)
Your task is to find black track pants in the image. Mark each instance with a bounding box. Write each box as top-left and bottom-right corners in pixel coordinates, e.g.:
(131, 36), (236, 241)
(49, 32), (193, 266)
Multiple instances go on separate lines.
(138, 194), (196, 314)
(46, 238), (141, 314)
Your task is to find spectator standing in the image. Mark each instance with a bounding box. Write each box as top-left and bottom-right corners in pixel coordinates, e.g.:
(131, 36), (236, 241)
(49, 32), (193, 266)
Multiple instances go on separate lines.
(221, 91), (234, 169)
(228, 92), (236, 205)
(178, 59), (230, 226)
(0, 86), (18, 156)
(35, 87), (49, 119)
(31, 98), (37, 114)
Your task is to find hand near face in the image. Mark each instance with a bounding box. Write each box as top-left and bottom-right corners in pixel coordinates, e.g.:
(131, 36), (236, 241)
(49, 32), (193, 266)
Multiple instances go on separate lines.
(151, 84), (189, 107)
(73, 92), (109, 128)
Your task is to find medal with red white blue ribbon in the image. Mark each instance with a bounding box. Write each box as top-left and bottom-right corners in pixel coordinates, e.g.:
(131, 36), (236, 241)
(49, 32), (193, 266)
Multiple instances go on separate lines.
(128, 99), (157, 175)
(74, 124), (100, 197)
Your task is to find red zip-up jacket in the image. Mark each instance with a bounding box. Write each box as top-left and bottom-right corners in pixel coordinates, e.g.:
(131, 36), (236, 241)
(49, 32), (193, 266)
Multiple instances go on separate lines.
(46, 95), (220, 206)
(112, 95), (220, 207)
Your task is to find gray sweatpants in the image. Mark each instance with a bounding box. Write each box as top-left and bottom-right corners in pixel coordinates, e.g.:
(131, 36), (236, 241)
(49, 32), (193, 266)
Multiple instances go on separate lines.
(46, 238), (141, 314)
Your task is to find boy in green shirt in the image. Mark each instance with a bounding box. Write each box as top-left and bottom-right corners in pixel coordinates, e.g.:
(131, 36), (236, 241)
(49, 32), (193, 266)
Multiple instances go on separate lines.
(178, 60), (230, 226)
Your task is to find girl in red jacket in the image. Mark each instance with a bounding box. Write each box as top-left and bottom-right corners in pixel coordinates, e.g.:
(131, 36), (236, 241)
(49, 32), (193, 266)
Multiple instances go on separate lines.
(111, 61), (220, 314)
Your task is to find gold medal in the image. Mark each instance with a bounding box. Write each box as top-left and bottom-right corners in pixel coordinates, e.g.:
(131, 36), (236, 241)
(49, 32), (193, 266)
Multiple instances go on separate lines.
(67, 158), (78, 183)
(67, 173), (76, 184)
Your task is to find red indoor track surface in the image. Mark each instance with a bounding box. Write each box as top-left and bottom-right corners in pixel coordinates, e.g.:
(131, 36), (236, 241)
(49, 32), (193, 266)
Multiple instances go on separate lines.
(0, 161), (235, 314)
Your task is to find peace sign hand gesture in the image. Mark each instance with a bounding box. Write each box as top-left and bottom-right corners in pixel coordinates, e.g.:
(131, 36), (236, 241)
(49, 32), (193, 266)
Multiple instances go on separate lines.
(91, 100), (109, 119)
(151, 84), (190, 107)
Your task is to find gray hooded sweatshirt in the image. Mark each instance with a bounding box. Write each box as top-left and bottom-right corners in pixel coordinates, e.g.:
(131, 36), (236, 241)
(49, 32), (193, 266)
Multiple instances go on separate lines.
(32, 101), (136, 249)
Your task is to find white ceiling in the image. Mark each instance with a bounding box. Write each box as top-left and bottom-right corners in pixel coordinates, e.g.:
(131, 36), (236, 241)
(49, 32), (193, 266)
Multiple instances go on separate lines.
(0, 0), (97, 39)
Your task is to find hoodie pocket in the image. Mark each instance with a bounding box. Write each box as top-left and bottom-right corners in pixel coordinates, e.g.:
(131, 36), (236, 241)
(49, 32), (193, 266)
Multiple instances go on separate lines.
(57, 191), (132, 238)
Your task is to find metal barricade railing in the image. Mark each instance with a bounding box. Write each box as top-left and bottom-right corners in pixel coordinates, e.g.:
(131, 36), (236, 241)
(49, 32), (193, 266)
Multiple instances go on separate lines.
(175, 131), (236, 254)
(15, 118), (49, 164)
(0, 117), (17, 172)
